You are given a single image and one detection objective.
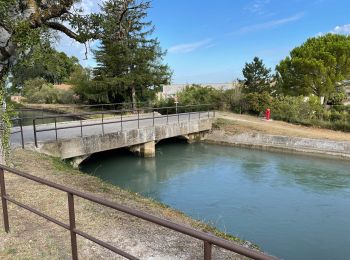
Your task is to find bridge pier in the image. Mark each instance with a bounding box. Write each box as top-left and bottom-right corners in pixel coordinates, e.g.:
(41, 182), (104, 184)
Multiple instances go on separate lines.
(182, 131), (209, 144)
(129, 141), (156, 158)
(70, 155), (90, 169)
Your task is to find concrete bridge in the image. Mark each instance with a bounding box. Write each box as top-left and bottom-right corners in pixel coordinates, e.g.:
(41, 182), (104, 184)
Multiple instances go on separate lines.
(11, 106), (214, 166)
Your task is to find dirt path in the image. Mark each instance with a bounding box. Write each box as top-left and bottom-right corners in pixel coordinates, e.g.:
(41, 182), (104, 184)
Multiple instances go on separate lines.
(0, 149), (255, 260)
(217, 112), (350, 141)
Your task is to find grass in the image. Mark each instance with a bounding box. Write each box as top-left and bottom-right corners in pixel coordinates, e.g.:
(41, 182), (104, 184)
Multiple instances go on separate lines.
(1, 149), (257, 259)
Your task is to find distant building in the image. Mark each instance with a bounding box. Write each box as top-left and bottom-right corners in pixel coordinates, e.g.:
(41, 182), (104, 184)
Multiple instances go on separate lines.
(161, 82), (239, 99)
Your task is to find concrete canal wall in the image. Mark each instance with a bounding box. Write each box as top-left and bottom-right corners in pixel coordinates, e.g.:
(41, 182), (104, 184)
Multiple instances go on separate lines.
(205, 130), (350, 160)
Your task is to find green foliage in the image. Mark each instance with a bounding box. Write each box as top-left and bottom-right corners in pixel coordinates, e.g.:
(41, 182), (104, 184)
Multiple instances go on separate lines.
(271, 95), (323, 123)
(328, 91), (347, 105)
(0, 84), (13, 162)
(221, 87), (244, 112)
(22, 78), (75, 104)
(0, 0), (16, 28)
(11, 44), (82, 93)
(242, 57), (272, 94)
(242, 92), (272, 115)
(177, 85), (223, 107)
(276, 34), (350, 98)
(84, 0), (171, 104)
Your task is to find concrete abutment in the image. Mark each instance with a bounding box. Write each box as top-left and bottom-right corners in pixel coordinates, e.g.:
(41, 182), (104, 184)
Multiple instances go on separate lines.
(129, 141), (156, 158)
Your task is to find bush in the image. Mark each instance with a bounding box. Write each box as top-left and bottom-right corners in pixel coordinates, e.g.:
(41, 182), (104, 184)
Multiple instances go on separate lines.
(328, 92), (347, 105)
(177, 85), (224, 109)
(271, 95), (323, 123)
(23, 78), (76, 104)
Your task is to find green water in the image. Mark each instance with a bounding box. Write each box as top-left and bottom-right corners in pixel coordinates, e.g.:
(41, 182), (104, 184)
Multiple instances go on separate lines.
(80, 141), (350, 260)
(13, 110), (77, 126)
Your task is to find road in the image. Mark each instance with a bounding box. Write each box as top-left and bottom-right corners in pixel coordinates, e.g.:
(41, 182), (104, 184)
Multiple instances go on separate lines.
(11, 111), (215, 148)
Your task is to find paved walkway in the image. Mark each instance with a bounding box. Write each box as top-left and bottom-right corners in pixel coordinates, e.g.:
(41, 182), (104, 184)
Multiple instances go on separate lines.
(11, 111), (214, 147)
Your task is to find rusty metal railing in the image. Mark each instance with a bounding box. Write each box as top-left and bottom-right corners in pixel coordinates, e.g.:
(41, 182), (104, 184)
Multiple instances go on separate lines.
(30, 104), (214, 147)
(0, 165), (277, 260)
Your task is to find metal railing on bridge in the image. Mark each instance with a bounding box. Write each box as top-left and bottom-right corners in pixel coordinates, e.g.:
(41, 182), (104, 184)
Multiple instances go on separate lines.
(0, 165), (277, 260)
(11, 104), (216, 148)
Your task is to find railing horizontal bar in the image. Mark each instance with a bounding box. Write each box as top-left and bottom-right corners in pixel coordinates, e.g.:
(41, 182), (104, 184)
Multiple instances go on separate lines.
(33, 112), (212, 134)
(74, 228), (140, 260)
(28, 104), (211, 120)
(0, 165), (276, 260)
(14, 102), (149, 112)
(6, 195), (138, 259)
(5, 196), (70, 230)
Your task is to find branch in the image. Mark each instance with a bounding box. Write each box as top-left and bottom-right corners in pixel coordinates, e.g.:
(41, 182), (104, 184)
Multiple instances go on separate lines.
(40, 0), (74, 21)
(27, 0), (74, 27)
(44, 21), (84, 43)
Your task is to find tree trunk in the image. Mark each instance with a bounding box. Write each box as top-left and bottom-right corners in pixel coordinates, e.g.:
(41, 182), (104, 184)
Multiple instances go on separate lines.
(131, 85), (136, 112)
(0, 25), (15, 165)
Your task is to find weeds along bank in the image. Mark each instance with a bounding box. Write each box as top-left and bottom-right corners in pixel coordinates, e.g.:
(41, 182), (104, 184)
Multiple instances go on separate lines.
(155, 85), (350, 132)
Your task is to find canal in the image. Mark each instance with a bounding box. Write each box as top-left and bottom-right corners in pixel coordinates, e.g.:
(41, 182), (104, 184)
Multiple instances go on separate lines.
(80, 141), (350, 260)
(13, 109), (78, 126)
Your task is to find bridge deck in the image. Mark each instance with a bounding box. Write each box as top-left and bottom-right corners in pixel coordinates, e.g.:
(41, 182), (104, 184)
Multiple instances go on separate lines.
(11, 111), (215, 148)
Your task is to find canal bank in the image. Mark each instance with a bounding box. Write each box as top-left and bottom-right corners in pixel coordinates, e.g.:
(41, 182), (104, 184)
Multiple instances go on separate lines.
(1, 149), (258, 259)
(206, 115), (350, 160)
(205, 130), (350, 160)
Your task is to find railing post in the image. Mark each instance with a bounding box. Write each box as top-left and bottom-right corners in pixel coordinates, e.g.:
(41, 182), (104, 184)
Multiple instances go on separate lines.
(19, 119), (24, 149)
(178, 108), (180, 123)
(120, 111), (123, 132)
(54, 118), (58, 141)
(204, 241), (212, 260)
(188, 107), (191, 121)
(153, 110), (155, 126)
(68, 193), (78, 260)
(0, 168), (10, 233)
(137, 110), (140, 129)
(208, 105), (210, 118)
(33, 119), (38, 148)
(101, 113), (105, 135)
(80, 120), (83, 137)
(166, 108), (168, 125)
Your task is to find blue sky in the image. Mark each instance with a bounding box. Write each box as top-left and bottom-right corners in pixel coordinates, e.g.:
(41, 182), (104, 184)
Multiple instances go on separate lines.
(57, 0), (350, 84)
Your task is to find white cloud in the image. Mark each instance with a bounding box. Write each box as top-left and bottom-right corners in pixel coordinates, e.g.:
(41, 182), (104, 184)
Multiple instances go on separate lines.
(168, 39), (213, 54)
(317, 24), (350, 37)
(238, 13), (304, 33)
(331, 24), (350, 35)
(245, 0), (271, 15)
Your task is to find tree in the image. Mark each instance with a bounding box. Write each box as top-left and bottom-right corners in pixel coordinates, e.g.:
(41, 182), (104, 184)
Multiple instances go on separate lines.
(10, 43), (82, 93)
(242, 57), (272, 94)
(91, 0), (171, 107)
(276, 34), (350, 99)
(0, 0), (139, 163)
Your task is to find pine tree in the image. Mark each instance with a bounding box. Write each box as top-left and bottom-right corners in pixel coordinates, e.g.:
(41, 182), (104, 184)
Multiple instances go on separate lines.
(242, 57), (272, 94)
(93, 0), (171, 107)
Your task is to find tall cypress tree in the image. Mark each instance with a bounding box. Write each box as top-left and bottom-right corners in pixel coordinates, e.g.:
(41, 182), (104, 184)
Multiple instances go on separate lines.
(94, 0), (171, 106)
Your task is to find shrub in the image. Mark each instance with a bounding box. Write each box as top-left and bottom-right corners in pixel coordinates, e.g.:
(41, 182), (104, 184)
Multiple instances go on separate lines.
(23, 78), (75, 104)
(177, 85), (224, 109)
